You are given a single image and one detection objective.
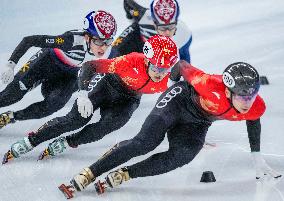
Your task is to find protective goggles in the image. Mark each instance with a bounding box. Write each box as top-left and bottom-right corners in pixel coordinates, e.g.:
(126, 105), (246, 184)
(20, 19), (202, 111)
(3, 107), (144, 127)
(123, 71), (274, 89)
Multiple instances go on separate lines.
(156, 23), (177, 32)
(233, 93), (257, 105)
(91, 37), (114, 46)
(148, 62), (172, 74)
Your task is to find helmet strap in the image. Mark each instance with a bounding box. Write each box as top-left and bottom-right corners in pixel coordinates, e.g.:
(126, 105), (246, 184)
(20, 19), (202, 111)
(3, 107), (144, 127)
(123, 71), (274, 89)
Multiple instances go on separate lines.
(146, 61), (156, 82)
(86, 38), (95, 56)
(173, 22), (177, 36)
(173, 28), (177, 36)
(229, 92), (241, 114)
(146, 61), (151, 75)
(229, 92), (234, 107)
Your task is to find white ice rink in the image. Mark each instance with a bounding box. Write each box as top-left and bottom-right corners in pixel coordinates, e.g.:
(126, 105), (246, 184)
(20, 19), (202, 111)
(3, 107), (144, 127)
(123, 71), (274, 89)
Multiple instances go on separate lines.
(0, 0), (283, 201)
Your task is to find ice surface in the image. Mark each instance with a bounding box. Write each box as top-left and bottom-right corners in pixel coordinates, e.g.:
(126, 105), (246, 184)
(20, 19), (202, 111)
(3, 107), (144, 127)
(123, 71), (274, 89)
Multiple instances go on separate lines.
(0, 0), (283, 201)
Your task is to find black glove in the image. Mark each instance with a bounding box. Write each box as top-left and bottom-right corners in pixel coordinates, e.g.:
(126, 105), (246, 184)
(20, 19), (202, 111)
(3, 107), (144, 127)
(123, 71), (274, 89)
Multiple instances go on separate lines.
(170, 61), (181, 82)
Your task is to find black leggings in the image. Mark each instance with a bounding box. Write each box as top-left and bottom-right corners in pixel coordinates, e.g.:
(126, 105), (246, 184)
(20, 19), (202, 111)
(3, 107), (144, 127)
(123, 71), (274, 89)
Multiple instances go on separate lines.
(0, 49), (77, 120)
(29, 75), (140, 147)
(89, 82), (212, 178)
(66, 99), (139, 147)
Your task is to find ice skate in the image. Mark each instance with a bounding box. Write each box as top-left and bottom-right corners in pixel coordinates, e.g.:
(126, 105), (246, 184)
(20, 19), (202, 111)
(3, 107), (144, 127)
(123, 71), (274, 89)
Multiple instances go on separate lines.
(38, 137), (68, 160)
(2, 137), (33, 164)
(2, 150), (14, 165)
(0, 111), (15, 129)
(59, 167), (95, 199)
(95, 167), (130, 195)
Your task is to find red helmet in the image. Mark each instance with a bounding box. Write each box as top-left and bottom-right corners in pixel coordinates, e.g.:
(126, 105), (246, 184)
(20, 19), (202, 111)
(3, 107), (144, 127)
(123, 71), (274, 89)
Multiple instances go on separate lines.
(143, 35), (178, 68)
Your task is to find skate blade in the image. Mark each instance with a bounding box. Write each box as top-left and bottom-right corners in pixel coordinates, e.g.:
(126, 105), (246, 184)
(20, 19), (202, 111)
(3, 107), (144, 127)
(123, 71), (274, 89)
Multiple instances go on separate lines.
(58, 184), (75, 199)
(38, 149), (50, 161)
(2, 150), (14, 165)
(203, 142), (217, 149)
(0, 114), (11, 129)
(95, 180), (108, 195)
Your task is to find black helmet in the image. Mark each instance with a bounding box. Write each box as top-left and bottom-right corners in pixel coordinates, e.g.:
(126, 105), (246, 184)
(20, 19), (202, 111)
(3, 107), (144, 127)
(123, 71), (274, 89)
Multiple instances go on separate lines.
(123, 0), (147, 21)
(222, 62), (260, 96)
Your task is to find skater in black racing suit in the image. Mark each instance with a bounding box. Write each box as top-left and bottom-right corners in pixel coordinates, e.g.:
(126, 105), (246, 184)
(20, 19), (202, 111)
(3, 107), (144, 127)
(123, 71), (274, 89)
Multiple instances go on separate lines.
(0, 10), (117, 129)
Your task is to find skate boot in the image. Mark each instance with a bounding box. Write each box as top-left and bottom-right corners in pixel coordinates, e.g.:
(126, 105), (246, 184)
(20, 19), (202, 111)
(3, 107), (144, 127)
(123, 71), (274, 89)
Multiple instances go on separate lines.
(95, 167), (130, 194)
(59, 167), (95, 199)
(0, 111), (15, 129)
(38, 137), (69, 160)
(106, 167), (130, 188)
(2, 137), (33, 164)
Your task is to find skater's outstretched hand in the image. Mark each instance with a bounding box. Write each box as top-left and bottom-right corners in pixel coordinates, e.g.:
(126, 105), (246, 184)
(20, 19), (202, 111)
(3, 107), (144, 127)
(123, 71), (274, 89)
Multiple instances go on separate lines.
(77, 90), (93, 118)
(1, 61), (16, 84)
(251, 152), (282, 179)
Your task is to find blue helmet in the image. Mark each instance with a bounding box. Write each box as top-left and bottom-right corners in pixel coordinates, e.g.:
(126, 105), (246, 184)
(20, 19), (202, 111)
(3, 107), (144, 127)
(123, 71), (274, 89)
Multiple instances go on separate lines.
(83, 10), (117, 39)
(150, 0), (180, 25)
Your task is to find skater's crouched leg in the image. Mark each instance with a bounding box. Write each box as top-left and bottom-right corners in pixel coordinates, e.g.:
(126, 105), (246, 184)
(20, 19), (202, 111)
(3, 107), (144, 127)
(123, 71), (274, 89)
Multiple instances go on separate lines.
(127, 141), (203, 178)
(90, 115), (169, 177)
(36, 77), (77, 118)
(131, 114), (169, 154)
(127, 125), (206, 178)
(60, 100), (93, 127)
(28, 101), (92, 147)
(66, 100), (139, 147)
(103, 114), (168, 159)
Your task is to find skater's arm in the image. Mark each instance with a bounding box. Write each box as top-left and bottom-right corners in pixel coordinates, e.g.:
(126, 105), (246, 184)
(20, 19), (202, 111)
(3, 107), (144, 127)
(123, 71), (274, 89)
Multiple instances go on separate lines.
(9, 31), (74, 63)
(246, 119), (261, 152)
(78, 61), (98, 90)
(169, 61), (181, 82)
(244, 96), (266, 152)
(108, 47), (120, 59)
(78, 56), (124, 89)
(178, 35), (192, 64)
(79, 53), (140, 89)
(175, 21), (193, 64)
(124, 0), (148, 22)
(110, 23), (142, 58)
(180, 61), (206, 82)
(247, 118), (282, 179)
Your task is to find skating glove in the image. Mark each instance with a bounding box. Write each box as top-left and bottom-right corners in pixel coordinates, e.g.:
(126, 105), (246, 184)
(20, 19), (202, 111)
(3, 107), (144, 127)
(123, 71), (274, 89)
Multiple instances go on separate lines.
(169, 61), (181, 82)
(251, 152), (282, 179)
(77, 90), (93, 118)
(1, 60), (16, 84)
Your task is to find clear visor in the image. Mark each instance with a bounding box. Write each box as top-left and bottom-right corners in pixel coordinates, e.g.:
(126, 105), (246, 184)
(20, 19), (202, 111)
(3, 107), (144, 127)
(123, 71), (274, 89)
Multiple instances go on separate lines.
(156, 23), (177, 32)
(233, 93), (257, 105)
(148, 62), (173, 74)
(91, 37), (114, 46)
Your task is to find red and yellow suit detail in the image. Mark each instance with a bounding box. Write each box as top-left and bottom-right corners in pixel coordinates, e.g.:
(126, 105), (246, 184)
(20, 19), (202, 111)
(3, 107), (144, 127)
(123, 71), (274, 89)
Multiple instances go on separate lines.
(87, 52), (169, 94)
(180, 61), (266, 121)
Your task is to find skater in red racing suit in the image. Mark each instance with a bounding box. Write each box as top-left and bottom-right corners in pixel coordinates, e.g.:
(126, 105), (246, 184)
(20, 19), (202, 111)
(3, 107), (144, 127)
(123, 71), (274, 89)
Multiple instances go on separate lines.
(62, 61), (281, 197)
